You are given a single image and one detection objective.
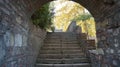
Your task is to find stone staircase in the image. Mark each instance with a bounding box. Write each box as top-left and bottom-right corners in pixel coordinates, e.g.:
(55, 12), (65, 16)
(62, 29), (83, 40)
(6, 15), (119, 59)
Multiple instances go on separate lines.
(35, 32), (91, 67)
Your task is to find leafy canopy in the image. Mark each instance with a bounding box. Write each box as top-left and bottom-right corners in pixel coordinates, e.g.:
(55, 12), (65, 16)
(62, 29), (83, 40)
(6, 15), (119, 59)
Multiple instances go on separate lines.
(73, 14), (92, 21)
(31, 3), (53, 30)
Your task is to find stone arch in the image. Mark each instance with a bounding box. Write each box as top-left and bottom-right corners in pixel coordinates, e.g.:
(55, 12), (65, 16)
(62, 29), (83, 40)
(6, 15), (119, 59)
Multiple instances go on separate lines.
(0, 0), (120, 67)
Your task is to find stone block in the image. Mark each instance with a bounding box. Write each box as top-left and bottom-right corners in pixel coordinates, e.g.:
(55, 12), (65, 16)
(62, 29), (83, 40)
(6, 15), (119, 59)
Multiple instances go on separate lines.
(15, 34), (22, 47)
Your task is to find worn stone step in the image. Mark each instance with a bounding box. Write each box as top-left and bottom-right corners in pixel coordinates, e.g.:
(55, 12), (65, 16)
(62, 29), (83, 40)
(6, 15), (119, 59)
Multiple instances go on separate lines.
(43, 44), (80, 47)
(42, 46), (82, 48)
(44, 43), (79, 46)
(42, 46), (81, 48)
(40, 50), (83, 54)
(44, 42), (79, 44)
(35, 32), (91, 67)
(42, 47), (81, 50)
(36, 58), (90, 64)
(45, 42), (79, 44)
(61, 41), (78, 43)
(61, 42), (79, 44)
(45, 41), (78, 44)
(40, 51), (84, 55)
(47, 33), (77, 35)
(47, 35), (77, 37)
(46, 35), (77, 38)
(45, 38), (78, 41)
(46, 34), (77, 36)
(47, 32), (76, 36)
(44, 40), (61, 42)
(46, 35), (77, 37)
(46, 32), (75, 35)
(44, 40), (78, 42)
(86, 47), (96, 50)
(38, 54), (85, 59)
(62, 44), (80, 47)
(41, 48), (82, 51)
(36, 63), (91, 67)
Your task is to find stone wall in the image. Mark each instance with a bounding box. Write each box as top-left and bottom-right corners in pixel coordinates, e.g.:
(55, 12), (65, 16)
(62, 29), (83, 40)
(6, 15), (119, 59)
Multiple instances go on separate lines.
(67, 21), (77, 32)
(94, 15), (120, 67)
(74, 0), (120, 66)
(89, 0), (120, 67)
(0, 0), (46, 67)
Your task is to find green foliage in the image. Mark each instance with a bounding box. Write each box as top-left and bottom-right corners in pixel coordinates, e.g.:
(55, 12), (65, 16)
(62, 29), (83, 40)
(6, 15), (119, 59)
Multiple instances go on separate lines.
(31, 3), (53, 30)
(72, 14), (96, 37)
(73, 14), (92, 21)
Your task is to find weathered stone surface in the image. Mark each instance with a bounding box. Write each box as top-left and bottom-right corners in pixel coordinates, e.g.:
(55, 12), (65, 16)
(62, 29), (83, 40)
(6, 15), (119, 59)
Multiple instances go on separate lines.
(94, 4), (120, 67)
(0, 0), (47, 67)
(0, 0), (120, 67)
(67, 21), (77, 32)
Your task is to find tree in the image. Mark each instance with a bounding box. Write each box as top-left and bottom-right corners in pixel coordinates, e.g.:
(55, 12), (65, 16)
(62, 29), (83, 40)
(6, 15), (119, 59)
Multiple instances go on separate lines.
(73, 14), (96, 37)
(73, 14), (92, 21)
(53, 0), (84, 31)
(31, 2), (53, 30)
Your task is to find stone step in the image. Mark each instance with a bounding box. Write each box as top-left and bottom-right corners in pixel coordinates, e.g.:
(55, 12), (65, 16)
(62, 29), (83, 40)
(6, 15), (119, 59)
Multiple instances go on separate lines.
(47, 33), (77, 36)
(45, 36), (77, 40)
(36, 58), (90, 64)
(42, 47), (82, 50)
(43, 45), (80, 47)
(61, 41), (78, 43)
(47, 33), (77, 35)
(43, 45), (81, 48)
(40, 50), (83, 54)
(38, 54), (85, 59)
(40, 51), (84, 55)
(46, 32), (71, 34)
(35, 32), (91, 67)
(86, 47), (96, 50)
(44, 43), (79, 46)
(47, 34), (77, 36)
(46, 35), (77, 38)
(46, 34), (77, 36)
(44, 40), (78, 42)
(45, 42), (79, 44)
(36, 63), (91, 67)
(45, 40), (78, 43)
(42, 45), (81, 49)
(47, 32), (77, 36)
(45, 41), (78, 44)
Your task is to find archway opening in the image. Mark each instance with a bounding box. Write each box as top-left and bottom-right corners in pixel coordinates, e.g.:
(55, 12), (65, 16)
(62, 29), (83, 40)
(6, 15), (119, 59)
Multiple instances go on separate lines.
(31, 0), (97, 40)
(31, 0), (97, 66)
(0, 0), (120, 67)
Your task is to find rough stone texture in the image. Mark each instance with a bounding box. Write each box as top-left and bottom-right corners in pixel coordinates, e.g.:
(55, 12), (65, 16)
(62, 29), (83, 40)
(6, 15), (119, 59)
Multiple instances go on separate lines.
(89, 1), (120, 67)
(75, 0), (120, 67)
(0, 0), (120, 67)
(0, 0), (46, 67)
(95, 1), (120, 66)
(67, 21), (77, 32)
